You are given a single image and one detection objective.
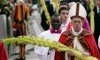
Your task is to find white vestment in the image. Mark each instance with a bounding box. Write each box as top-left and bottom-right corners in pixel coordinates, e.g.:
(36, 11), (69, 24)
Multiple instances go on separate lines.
(0, 14), (7, 39)
(28, 10), (44, 36)
(65, 28), (90, 60)
(34, 30), (61, 60)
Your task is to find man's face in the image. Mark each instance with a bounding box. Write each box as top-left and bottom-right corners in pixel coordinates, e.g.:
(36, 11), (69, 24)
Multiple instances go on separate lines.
(71, 17), (83, 32)
(51, 19), (62, 30)
(96, 0), (100, 8)
(60, 10), (68, 22)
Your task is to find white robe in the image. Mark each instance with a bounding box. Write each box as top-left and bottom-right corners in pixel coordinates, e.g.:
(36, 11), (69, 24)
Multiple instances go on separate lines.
(65, 28), (90, 60)
(28, 10), (44, 36)
(0, 14), (7, 39)
(34, 30), (61, 60)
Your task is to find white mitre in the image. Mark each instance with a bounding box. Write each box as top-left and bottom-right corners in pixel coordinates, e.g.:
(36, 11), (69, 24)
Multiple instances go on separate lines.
(17, 0), (24, 3)
(68, 2), (87, 20)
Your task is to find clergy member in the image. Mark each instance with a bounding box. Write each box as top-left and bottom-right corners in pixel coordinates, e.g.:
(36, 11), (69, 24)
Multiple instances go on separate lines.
(55, 3), (100, 60)
(34, 14), (62, 60)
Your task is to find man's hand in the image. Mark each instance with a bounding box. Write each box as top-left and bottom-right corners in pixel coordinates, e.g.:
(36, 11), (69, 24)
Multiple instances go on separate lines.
(82, 51), (90, 57)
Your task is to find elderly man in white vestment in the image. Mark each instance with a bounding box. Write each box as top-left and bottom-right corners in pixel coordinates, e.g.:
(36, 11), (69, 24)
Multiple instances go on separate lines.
(55, 3), (100, 60)
(34, 14), (62, 60)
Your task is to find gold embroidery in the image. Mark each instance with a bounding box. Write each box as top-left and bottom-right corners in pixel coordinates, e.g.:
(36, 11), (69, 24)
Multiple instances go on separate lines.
(63, 29), (90, 51)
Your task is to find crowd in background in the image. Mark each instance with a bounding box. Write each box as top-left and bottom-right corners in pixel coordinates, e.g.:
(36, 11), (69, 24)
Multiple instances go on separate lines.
(0, 0), (100, 60)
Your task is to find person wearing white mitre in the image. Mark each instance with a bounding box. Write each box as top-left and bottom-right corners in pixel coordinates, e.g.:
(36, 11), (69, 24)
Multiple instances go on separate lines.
(55, 3), (100, 60)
